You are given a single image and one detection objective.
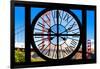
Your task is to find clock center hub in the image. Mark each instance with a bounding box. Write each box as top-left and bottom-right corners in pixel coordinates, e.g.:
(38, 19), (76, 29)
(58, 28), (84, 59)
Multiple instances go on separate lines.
(50, 24), (68, 45)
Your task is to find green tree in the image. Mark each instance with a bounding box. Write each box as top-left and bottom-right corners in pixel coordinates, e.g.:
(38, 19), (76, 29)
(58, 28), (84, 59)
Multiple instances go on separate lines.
(15, 49), (25, 62)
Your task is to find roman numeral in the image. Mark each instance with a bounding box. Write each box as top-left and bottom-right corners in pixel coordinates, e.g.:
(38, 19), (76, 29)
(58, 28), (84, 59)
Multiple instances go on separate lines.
(51, 10), (56, 19)
(70, 39), (77, 46)
(39, 44), (45, 51)
(52, 46), (57, 59)
(65, 16), (73, 27)
(44, 46), (51, 56)
(65, 47), (72, 54)
(63, 46), (74, 55)
(45, 48), (51, 56)
(51, 10), (56, 24)
(37, 22), (45, 29)
(63, 13), (71, 22)
(58, 48), (62, 58)
(58, 10), (64, 24)
(67, 22), (76, 31)
(34, 28), (48, 32)
(46, 14), (50, 21)
(38, 41), (50, 52)
(37, 41), (44, 46)
(35, 37), (48, 42)
(37, 22), (49, 31)
(62, 42), (74, 55)
(68, 46), (74, 51)
(41, 17), (50, 27)
(68, 28), (79, 33)
(62, 48), (69, 56)
(37, 22), (45, 27)
(60, 46), (64, 58)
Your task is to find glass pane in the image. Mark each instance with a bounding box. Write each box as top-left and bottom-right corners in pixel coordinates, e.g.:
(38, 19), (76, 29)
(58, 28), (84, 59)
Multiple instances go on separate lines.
(15, 7), (25, 63)
(86, 10), (95, 59)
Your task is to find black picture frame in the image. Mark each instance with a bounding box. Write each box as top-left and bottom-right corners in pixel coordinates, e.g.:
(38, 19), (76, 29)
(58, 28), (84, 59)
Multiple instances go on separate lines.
(10, 1), (96, 68)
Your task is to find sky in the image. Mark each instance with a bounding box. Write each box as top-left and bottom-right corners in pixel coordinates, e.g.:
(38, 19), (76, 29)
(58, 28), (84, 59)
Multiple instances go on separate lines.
(15, 7), (25, 43)
(14, 6), (95, 46)
(87, 10), (95, 40)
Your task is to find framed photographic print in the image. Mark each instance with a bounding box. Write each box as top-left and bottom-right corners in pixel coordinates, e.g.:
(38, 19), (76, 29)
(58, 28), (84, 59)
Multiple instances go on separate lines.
(10, 1), (96, 68)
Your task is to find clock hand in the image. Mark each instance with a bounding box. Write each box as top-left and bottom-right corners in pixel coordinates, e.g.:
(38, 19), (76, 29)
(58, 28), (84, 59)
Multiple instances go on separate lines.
(48, 29), (55, 34)
(60, 24), (77, 34)
(50, 37), (54, 40)
(60, 36), (66, 41)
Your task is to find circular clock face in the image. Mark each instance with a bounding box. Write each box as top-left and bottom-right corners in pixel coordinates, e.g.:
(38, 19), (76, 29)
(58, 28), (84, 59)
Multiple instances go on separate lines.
(32, 9), (81, 60)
